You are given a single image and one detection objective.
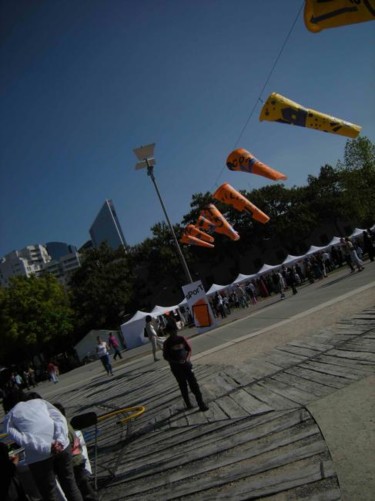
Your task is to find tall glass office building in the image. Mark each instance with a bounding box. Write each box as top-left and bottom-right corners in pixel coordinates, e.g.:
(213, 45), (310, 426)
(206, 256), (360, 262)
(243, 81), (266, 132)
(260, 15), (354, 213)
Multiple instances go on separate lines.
(89, 199), (127, 250)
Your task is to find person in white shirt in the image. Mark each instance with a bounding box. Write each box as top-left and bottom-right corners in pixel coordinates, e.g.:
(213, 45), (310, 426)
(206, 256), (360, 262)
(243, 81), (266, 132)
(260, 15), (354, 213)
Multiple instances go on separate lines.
(145, 315), (162, 362)
(95, 337), (113, 376)
(3, 389), (83, 501)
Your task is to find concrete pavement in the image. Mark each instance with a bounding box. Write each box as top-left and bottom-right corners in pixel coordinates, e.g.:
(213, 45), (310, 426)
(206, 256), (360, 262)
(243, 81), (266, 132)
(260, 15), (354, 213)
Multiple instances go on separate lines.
(2, 262), (374, 499)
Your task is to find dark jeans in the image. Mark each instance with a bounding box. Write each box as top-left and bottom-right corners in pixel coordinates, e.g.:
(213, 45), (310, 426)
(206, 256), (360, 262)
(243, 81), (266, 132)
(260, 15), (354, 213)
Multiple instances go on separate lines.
(74, 463), (98, 501)
(113, 348), (122, 360)
(28, 448), (83, 501)
(170, 362), (204, 407)
(99, 355), (112, 375)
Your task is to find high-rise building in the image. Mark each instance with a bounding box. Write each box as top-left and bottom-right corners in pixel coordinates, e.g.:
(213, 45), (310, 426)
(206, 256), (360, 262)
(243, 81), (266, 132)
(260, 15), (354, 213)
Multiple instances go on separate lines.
(89, 199), (127, 250)
(0, 242), (81, 287)
(0, 244), (51, 286)
(44, 242), (81, 285)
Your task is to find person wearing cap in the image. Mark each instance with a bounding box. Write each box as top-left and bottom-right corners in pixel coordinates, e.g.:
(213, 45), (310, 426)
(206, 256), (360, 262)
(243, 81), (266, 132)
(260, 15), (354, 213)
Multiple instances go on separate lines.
(163, 316), (209, 412)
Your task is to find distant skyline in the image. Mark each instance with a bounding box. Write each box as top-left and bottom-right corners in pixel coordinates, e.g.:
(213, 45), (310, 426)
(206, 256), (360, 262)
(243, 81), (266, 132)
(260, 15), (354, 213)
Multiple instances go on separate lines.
(1, 1), (374, 256)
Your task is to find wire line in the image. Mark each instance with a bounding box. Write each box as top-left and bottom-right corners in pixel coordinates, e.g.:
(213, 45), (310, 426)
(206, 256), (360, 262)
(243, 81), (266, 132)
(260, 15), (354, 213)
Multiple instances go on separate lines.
(212, 1), (304, 190)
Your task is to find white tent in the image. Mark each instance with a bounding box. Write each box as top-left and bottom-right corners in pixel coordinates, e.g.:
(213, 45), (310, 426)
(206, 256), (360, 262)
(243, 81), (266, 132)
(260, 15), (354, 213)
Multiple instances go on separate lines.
(120, 311), (150, 350)
(281, 254), (305, 265)
(327, 236), (342, 246)
(74, 329), (115, 362)
(350, 227), (365, 237)
(206, 283), (229, 295)
(151, 304), (181, 315)
(257, 263), (280, 275)
(306, 244), (326, 255)
(232, 273), (256, 285)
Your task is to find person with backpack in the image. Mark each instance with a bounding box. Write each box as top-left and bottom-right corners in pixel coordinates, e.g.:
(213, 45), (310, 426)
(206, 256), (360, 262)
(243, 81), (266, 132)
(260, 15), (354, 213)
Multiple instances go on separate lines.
(163, 316), (209, 412)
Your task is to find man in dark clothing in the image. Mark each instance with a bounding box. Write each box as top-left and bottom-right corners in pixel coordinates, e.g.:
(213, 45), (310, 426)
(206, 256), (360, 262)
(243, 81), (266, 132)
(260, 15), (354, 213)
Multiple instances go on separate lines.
(163, 318), (208, 412)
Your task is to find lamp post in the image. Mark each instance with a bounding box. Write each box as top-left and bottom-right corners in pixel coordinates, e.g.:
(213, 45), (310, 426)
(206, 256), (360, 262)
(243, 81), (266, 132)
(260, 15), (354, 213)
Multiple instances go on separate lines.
(133, 143), (193, 284)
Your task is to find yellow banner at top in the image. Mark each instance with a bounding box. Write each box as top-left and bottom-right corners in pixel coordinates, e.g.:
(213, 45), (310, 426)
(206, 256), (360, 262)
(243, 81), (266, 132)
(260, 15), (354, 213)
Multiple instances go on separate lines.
(304, 0), (375, 33)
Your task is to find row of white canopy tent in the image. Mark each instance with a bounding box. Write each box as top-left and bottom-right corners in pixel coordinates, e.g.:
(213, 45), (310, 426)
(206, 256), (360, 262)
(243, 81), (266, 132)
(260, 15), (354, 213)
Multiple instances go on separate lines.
(120, 227), (371, 350)
(205, 227), (369, 295)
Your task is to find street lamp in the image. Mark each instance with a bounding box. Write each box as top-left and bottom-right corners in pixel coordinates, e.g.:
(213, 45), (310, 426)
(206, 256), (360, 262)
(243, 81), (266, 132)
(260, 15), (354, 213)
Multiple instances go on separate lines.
(133, 143), (193, 284)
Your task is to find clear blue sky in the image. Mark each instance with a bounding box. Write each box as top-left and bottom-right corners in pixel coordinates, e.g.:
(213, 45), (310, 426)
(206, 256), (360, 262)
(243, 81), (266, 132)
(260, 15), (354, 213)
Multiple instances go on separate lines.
(1, 0), (374, 257)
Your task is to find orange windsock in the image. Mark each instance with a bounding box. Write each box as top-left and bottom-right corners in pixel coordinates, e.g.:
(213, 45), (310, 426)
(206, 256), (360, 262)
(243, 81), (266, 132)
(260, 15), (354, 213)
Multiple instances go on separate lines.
(200, 204), (240, 241)
(196, 215), (216, 232)
(180, 234), (214, 248)
(185, 224), (214, 243)
(213, 183), (270, 224)
(226, 148), (287, 181)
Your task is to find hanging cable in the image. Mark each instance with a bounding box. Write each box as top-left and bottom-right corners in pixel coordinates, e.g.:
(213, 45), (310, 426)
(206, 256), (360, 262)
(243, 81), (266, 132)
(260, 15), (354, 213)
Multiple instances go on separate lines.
(211, 1), (304, 190)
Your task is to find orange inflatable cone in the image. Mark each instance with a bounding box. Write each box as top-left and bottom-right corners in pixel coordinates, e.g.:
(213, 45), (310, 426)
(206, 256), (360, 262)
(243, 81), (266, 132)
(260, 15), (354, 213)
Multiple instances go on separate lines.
(304, 0), (375, 33)
(185, 224), (215, 243)
(180, 233), (214, 248)
(196, 215), (217, 232)
(213, 183), (270, 224)
(226, 148), (287, 181)
(200, 204), (240, 241)
(259, 92), (361, 138)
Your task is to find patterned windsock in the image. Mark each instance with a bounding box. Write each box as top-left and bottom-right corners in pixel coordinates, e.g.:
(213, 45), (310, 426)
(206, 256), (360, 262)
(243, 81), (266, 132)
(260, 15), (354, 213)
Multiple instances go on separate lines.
(259, 92), (361, 138)
(304, 0), (375, 33)
(226, 148), (287, 181)
(213, 183), (270, 224)
(200, 204), (240, 241)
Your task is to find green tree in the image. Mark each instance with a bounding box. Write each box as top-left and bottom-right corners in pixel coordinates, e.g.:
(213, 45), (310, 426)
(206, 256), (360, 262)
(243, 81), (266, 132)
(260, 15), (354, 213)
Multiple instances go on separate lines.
(130, 222), (196, 308)
(0, 274), (74, 364)
(306, 164), (348, 234)
(69, 243), (135, 334)
(337, 136), (375, 225)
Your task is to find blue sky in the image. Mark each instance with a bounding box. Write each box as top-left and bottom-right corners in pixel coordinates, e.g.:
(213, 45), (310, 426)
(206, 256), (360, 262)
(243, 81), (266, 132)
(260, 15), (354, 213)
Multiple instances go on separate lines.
(1, 0), (374, 257)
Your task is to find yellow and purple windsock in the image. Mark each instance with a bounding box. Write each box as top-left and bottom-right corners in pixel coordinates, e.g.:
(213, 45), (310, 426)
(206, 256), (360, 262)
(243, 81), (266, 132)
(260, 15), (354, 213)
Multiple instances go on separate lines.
(259, 92), (361, 138)
(304, 0), (375, 33)
(185, 224), (215, 243)
(180, 233), (214, 248)
(213, 183), (270, 224)
(226, 148), (287, 181)
(200, 204), (240, 241)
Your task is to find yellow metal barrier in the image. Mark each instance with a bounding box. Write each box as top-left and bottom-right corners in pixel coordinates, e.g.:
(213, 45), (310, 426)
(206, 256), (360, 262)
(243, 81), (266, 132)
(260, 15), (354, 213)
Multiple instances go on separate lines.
(98, 405), (146, 425)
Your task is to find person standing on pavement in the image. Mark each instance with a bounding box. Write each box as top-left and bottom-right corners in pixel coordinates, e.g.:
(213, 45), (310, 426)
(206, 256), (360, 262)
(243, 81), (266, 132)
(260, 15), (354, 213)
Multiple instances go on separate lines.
(53, 403), (98, 501)
(95, 337), (113, 376)
(163, 316), (209, 412)
(362, 230), (375, 262)
(344, 237), (365, 272)
(108, 332), (122, 360)
(47, 361), (59, 384)
(145, 315), (161, 362)
(340, 238), (355, 272)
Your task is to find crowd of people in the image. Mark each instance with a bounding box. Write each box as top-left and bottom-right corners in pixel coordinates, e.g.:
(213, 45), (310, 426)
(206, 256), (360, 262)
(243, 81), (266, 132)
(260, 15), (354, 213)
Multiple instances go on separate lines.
(209, 231), (373, 318)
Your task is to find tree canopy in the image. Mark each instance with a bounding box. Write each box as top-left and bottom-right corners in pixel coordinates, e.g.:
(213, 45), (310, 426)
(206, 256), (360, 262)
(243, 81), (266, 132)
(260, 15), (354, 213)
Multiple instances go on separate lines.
(0, 274), (74, 364)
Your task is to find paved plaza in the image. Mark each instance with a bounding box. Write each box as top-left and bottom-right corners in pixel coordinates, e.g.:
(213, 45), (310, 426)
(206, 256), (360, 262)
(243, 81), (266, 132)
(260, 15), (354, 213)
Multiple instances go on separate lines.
(2, 263), (375, 500)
